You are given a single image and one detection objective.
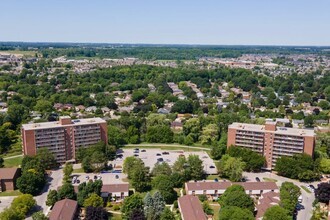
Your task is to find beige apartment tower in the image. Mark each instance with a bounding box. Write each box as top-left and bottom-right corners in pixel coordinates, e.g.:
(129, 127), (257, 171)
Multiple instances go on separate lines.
(22, 116), (108, 163)
(227, 121), (315, 169)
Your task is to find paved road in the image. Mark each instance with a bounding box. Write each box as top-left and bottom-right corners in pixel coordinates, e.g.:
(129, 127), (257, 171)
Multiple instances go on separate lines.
(3, 154), (23, 160)
(244, 172), (316, 220)
(124, 143), (211, 151)
(32, 169), (63, 216)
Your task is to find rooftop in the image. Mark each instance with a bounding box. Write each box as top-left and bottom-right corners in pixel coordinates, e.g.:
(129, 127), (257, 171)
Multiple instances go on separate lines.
(178, 195), (207, 220)
(229, 122), (315, 137)
(49, 198), (78, 220)
(22, 117), (106, 130)
(0, 168), (20, 180)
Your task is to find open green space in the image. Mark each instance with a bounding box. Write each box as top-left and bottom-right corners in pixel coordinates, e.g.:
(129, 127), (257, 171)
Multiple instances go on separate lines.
(262, 177), (278, 182)
(301, 185), (312, 193)
(3, 155), (23, 168)
(0, 190), (22, 197)
(72, 168), (85, 173)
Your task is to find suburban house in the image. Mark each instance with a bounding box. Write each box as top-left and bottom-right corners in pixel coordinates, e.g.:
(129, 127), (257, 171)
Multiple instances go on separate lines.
(178, 195), (207, 220)
(49, 198), (78, 220)
(0, 168), (21, 192)
(255, 191), (280, 219)
(185, 181), (279, 199)
(101, 183), (129, 202)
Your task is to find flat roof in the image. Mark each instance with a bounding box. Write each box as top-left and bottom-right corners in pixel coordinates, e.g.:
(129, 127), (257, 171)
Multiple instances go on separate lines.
(186, 181), (278, 192)
(229, 122), (315, 137)
(22, 117), (106, 130)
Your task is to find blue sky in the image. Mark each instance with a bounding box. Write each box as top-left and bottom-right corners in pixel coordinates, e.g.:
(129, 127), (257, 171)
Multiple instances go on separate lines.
(1, 0), (329, 45)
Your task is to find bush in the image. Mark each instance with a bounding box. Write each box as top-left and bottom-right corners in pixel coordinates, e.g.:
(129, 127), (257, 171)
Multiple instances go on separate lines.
(113, 205), (120, 211)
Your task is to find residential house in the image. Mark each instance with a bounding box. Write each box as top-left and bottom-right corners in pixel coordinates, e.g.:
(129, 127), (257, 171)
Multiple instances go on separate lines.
(0, 168), (21, 192)
(178, 195), (207, 220)
(255, 191), (280, 219)
(101, 183), (129, 202)
(75, 105), (85, 112)
(49, 198), (78, 220)
(85, 106), (97, 113)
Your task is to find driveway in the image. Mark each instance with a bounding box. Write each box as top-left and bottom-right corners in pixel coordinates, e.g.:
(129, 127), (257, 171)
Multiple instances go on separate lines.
(244, 172), (316, 220)
(33, 168), (63, 216)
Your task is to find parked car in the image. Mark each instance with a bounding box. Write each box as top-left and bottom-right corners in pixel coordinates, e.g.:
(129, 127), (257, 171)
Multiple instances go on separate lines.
(256, 177), (261, 182)
(162, 152), (169, 155)
(76, 180), (80, 184)
(141, 149), (146, 152)
(156, 153), (161, 156)
(134, 154), (139, 157)
(115, 175), (119, 179)
(157, 158), (164, 162)
(209, 165), (215, 169)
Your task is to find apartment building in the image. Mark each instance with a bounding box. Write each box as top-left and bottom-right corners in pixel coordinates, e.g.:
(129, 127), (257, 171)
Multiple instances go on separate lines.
(227, 121), (315, 169)
(22, 116), (107, 163)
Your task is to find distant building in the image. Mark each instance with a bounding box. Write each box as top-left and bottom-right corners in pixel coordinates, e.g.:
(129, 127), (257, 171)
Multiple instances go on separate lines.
(49, 198), (78, 220)
(21, 116), (107, 163)
(178, 195), (207, 220)
(0, 168), (21, 192)
(227, 121), (315, 169)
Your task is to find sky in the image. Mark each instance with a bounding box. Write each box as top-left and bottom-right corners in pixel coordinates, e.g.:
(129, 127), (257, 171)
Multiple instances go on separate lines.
(1, 0), (330, 46)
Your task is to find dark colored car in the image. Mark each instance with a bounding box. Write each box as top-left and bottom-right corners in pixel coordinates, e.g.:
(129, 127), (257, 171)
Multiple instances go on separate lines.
(157, 158), (164, 162)
(134, 154), (139, 157)
(115, 175), (119, 179)
(256, 177), (261, 182)
(141, 149), (146, 152)
(162, 152), (169, 155)
(76, 180), (80, 184)
(134, 148), (139, 151)
(156, 153), (161, 156)
(309, 185), (315, 190)
(209, 165), (215, 169)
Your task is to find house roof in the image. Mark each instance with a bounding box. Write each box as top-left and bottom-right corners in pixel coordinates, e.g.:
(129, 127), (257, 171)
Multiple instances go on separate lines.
(256, 192), (280, 219)
(178, 195), (207, 220)
(49, 198), (78, 220)
(101, 184), (129, 193)
(185, 181), (278, 192)
(0, 168), (19, 180)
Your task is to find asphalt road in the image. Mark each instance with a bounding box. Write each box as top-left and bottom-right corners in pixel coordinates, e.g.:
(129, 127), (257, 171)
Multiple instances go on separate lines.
(244, 172), (316, 220)
(32, 169), (63, 216)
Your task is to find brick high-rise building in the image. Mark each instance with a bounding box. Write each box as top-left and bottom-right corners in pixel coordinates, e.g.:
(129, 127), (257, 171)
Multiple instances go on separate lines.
(22, 116), (108, 163)
(227, 121), (315, 169)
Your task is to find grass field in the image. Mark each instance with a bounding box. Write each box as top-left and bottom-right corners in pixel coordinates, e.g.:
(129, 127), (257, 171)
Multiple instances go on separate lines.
(263, 177), (278, 182)
(210, 203), (220, 219)
(0, 50), (39, 57)
(301, 185), (312, 193)
(3, 155), (23, 168)
(0, 190), (22, 197)
(72, 168), (85, 173)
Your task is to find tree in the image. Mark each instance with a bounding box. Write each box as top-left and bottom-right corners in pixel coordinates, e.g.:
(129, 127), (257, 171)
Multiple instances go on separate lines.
(11, 194), (36, 219)
(152, 191), (166, 219)
(315, 183), (330, 203)
(82, 156), (93, 173)
(263, 205), (291, 220)
(218, 155), (245, 182)
(122, 194), (144, 220)
(227, 146), (265, 172)
(171, 99), (194, 113)
(46, 189), (58, 207)
(57, 183), (76, 200)
(34, 99), (53, 113)
(151, 162), (172, 176)
(0, 207), (21, 220)
(146, 125), (173, 143)
(304, 115), (314, 127)
(131, 165), (151, 192)
(129, 208), (146, 220)
(63, 163), (73, 183)
(17, 171), (45, 196)
(32, 211), (48, 220)
(211, 144), (226, 160)
(219, 185), (255, 213)
(160, 207), (175, 220)
(123, 156), (144, 178)
(36, 148), (58, 170)
(83, 193), (103, 207)
(280, 182), (301, 214)
(0, 157), (4, 168)
(203, 201), (214, 215)
(187, 155), (204, 180)
(152, 175), (177, 204)
(85, 206), (109, 220)
(126, 125), (140, 144)
(319, 158), (330, 174)
(218, 206), (254, 220)
(7, 104), (29, 128)
(199, 124), (219, 145)
(143, 192), (154, 220)
(77, 180), (103, 206)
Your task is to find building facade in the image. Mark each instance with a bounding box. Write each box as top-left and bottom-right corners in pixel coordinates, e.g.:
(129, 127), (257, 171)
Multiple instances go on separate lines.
(0, 168), (21, 192)
(22, 116), (107, 163)
(227, 121), (315, 169)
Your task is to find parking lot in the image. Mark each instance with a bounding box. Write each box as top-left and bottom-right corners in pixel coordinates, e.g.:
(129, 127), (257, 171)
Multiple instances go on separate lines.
(71, 171), (127, 186)
(114, 148), (217, 175)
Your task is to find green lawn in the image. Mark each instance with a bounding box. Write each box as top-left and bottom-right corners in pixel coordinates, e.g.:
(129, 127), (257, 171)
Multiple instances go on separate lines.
(72, 168), (85, 173)
(301, 185), (311, 193)
(0, 190), (22, 197)
(4, 155), (23, 168)
(207, 175), (220, 180)
(263, 177), (278, 182)
(210, 203), (220, 220)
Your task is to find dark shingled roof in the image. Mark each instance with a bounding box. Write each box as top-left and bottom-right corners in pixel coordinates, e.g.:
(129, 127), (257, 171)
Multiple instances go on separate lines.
(178, 195), (207, 220)
(49, 198), (78, 220)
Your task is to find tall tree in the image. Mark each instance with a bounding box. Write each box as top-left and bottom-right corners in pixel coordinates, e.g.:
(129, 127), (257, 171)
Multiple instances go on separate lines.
(263, 205), (291, 220)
